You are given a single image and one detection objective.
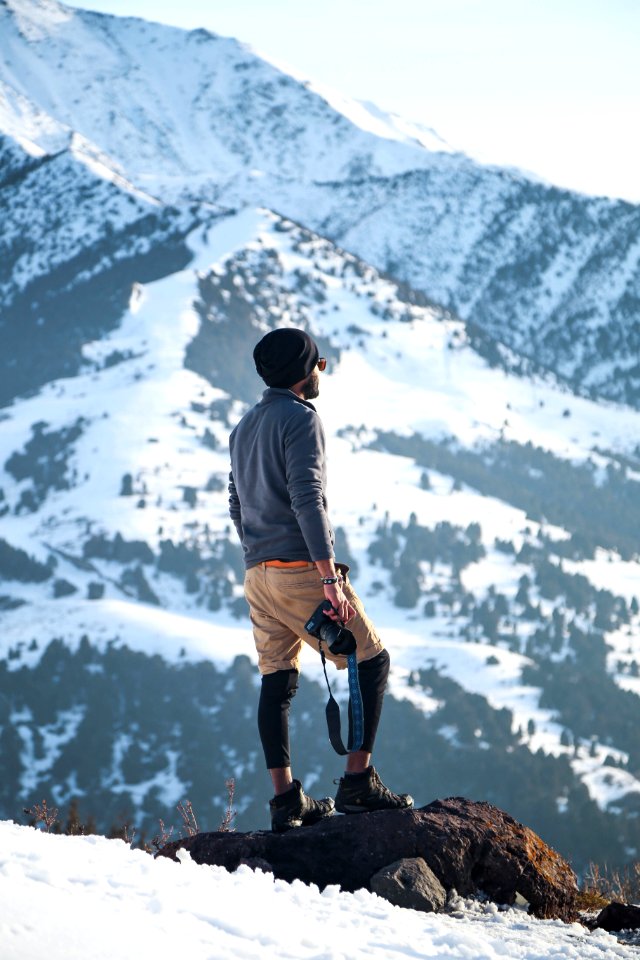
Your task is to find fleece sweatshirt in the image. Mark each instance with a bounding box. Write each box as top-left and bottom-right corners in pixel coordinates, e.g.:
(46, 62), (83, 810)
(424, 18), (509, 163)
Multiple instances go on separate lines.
(228, 388), (334, 568)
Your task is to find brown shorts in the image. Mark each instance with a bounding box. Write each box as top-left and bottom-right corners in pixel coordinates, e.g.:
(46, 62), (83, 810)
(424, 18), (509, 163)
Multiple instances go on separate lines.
(244, 561), (385, 675)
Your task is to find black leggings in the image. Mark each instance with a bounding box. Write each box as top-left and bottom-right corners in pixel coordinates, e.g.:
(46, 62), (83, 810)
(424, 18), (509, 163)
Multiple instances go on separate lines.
(257, 649), (391, 769)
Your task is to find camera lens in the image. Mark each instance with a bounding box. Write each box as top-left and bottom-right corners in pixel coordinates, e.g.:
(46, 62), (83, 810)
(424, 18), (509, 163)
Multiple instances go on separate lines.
(319, 620), (342, 646)
(321, 621), (356, 656)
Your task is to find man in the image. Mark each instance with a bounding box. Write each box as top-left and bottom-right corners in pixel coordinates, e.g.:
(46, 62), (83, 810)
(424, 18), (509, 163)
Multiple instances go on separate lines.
(228, 327), (413, 832)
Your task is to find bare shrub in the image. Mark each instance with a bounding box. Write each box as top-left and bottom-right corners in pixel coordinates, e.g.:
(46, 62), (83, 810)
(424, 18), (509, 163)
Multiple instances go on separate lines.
(23, 798), (59, 832)
(219, 778), (237, 832)
(177, 800), (198, 838)
(151, 818), (175, 853)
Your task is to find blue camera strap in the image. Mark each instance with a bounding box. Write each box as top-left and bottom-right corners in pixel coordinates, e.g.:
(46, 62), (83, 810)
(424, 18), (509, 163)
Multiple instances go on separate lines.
(318, 645), (364, 755)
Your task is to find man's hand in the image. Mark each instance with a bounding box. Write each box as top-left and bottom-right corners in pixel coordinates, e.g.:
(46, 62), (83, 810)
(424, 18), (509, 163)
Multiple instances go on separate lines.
(323, 581), (355, 624)
(315, 558), (355, 623)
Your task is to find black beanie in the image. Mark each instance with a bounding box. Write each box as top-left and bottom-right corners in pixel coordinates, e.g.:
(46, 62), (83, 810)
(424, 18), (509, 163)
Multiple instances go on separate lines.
(253, 328), (319, 388)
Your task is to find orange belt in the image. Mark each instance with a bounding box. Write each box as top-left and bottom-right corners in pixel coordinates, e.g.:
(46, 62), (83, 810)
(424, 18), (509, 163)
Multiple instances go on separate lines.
(263, 559), (314, 568)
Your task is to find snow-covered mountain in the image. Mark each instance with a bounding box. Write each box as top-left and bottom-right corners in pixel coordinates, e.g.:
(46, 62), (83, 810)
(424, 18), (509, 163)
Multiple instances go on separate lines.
(0, 128), (201, 404)
(1, 0), (640, 872)
(2, 206), (640, 868)
(2, 0), (639, 407)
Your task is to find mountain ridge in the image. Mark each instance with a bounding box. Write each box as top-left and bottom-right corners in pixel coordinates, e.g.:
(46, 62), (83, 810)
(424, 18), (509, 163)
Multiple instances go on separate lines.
(1, 0), (639, 407)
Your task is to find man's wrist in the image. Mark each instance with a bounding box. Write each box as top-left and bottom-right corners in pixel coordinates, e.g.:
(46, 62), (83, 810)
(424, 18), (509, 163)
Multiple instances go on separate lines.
(316, 561), (344, 598)
(315, 558), (339, 580)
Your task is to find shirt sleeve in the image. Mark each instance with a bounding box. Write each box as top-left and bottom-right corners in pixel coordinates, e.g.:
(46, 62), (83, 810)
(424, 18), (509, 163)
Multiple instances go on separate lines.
(228, 470), (244, 543)
(283, 411), (334, 561)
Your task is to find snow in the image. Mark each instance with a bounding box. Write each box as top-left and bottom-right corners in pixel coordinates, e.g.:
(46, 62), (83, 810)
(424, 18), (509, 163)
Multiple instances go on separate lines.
(3, 0), (73, 43)
(0, 819), (636, 960)
(563, 554), (640, 606)
(14, 705), (85, 796)
(0, 595), (256, 671)
(308, 286), (640, 465)
(572, 757), (640, 814)
(300, 82), (453, 155)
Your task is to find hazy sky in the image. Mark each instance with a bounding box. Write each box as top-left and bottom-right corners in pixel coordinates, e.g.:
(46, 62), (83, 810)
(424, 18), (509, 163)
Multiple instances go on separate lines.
(63, 0), (639, 202)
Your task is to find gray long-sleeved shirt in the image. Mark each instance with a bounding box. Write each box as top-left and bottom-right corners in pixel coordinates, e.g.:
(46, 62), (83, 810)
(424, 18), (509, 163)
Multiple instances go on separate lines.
(228, 388), (334, 568)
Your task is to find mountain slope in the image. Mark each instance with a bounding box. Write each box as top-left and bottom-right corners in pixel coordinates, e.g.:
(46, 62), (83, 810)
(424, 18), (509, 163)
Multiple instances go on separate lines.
(1, 0), (639, 407)
(1, 208), (640, 868)
(0, 129), (202, 405)
(283, 173), (640, 407)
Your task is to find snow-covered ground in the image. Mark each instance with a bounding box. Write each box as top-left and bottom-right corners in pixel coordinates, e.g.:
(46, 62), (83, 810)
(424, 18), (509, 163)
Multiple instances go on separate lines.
(1, 819), (637, 960)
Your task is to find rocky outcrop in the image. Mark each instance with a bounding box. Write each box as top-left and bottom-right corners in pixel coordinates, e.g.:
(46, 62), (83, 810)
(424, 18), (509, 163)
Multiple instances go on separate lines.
(157, 797), (578, 921)
(595, 902), (640, 932)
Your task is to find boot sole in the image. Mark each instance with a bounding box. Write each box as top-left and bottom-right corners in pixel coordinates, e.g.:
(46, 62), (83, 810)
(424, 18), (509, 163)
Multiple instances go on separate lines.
(272, 808), (335, 832)
(272, 818), (303, 832)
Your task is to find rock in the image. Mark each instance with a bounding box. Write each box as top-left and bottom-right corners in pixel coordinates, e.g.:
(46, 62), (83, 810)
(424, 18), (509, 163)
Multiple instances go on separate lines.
(370, 857), (446, 913)
(595, 902), (640, 932)
(156, 796), (577, 921)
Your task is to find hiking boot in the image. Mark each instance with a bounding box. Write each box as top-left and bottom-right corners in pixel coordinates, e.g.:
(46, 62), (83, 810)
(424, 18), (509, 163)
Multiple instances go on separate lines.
(334, 766), (414, 814)
(269, 780), (335, 833)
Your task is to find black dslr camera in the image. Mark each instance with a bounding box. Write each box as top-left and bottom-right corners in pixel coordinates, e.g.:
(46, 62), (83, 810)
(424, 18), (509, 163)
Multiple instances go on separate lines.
(305, 601), (357, 656)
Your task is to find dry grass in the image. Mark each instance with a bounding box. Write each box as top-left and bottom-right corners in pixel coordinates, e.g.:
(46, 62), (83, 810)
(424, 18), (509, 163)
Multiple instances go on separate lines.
(577, 861), (640, 911)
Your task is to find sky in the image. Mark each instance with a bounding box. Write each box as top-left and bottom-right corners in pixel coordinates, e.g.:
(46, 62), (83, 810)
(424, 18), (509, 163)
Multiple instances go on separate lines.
(61, 0), (640, 202)
(3, 820), (639, 960)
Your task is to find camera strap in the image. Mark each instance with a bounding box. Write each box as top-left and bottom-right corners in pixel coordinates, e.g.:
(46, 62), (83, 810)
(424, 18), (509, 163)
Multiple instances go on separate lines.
(318, 644), (364, 755)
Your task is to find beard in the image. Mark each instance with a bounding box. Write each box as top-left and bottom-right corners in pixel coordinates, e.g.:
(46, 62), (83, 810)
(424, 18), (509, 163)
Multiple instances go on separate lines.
(302, 369), (320, 400)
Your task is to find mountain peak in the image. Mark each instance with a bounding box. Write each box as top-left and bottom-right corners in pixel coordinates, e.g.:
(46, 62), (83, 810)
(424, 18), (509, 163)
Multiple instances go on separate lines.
(0, 2), (439, 194)
(2, 0), (639, 413)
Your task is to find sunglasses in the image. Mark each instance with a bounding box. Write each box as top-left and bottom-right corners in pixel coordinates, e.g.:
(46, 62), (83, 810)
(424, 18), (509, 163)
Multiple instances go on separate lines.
(318, 357), (327, 372)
